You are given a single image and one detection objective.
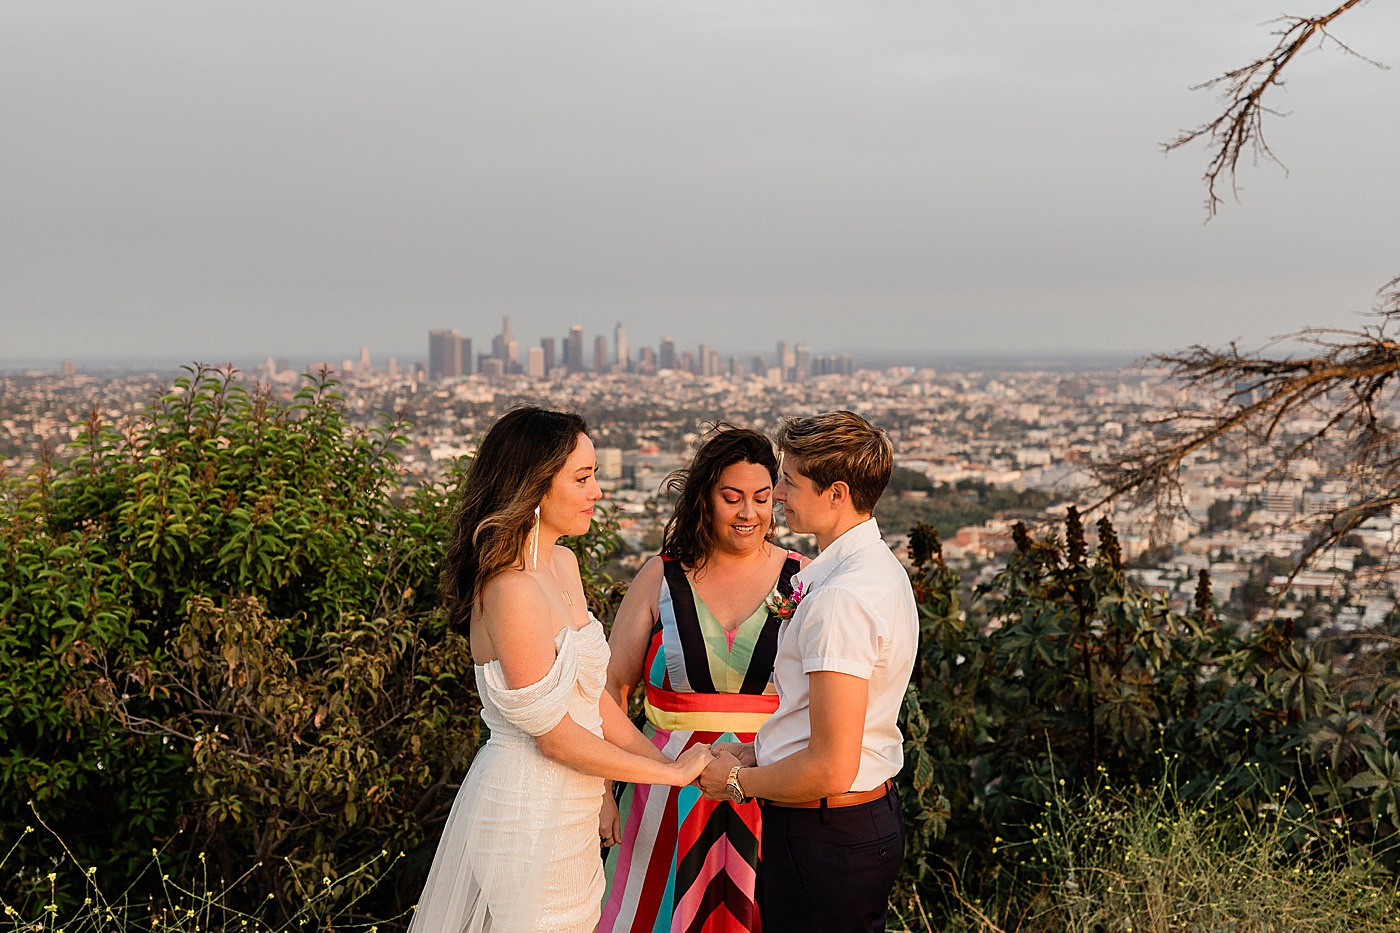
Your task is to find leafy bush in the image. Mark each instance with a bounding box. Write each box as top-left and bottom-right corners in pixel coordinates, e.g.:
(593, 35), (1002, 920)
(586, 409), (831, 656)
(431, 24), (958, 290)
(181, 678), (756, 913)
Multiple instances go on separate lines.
(0, 367), (620, 920)
(5, 366), (1398, 929)
(895, 508), (1400, 924)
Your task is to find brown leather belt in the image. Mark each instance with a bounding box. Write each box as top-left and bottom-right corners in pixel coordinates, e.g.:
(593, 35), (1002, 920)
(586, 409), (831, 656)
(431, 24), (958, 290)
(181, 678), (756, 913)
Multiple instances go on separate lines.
(765, 779), (893, 810)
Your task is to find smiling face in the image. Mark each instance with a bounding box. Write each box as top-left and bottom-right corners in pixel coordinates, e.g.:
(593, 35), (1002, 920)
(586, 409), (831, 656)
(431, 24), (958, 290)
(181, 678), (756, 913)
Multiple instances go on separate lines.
(708, 460), (775, 556)
(539, 432), (603, 538)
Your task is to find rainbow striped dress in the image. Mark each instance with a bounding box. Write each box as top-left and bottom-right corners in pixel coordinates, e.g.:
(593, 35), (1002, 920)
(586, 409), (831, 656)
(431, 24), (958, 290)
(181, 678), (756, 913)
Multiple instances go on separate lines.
(599, 553), (802, 933)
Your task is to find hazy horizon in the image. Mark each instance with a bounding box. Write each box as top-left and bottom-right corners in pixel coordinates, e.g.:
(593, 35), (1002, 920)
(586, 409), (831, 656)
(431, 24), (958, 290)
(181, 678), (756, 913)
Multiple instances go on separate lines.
(0, 347), (1145, 378)
(4, 1), (1398, 364)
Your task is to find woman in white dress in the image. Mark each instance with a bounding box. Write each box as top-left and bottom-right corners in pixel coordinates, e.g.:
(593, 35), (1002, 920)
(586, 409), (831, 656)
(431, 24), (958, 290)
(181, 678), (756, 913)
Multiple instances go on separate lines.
(410, 407), (713, 933)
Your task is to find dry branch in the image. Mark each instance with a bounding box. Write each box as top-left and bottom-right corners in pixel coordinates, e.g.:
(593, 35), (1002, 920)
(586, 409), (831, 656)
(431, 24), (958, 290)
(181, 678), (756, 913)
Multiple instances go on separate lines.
(1167, 0), (1386, 216)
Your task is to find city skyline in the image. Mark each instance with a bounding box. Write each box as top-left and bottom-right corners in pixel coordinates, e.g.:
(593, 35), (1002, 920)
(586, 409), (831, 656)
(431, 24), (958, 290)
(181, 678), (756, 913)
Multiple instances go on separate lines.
(418, 316), (854, 383)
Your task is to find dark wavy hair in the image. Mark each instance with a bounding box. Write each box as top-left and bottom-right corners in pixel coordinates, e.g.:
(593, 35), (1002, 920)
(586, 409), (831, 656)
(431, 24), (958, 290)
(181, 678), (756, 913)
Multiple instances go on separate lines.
(660, 424), (778, 570)
(441, 407), (589, 631)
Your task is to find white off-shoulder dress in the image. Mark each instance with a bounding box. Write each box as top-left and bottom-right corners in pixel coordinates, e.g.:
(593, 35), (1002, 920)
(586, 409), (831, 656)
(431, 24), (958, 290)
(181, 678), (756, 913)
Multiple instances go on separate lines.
(408, 617), (610, 933)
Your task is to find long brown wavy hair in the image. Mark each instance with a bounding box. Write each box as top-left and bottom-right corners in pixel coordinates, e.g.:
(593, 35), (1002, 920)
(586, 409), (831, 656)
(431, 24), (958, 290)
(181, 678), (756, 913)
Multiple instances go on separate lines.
(660, 424), (778, 570)
(442, 407), (589, 631)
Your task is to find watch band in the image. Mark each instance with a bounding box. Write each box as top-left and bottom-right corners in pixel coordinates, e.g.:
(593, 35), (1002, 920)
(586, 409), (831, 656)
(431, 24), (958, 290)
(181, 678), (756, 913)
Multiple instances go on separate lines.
(727, 764), (749, 802)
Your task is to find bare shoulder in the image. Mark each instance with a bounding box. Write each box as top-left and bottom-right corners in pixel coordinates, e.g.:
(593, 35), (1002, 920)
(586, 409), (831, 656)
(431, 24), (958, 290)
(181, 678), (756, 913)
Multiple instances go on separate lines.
(610, 556), (664, 647)
(479, 571), (555, 640)
(633, 555), (666, 588)
(477, 569), (566, 683)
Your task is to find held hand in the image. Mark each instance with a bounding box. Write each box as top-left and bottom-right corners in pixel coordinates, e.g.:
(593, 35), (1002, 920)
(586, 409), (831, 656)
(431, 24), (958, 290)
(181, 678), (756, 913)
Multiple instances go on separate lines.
(669, 744), (715, 786)
(699, 749), (742, 801)
(709, 741), (756, 767)
(598, 786), (621, 847)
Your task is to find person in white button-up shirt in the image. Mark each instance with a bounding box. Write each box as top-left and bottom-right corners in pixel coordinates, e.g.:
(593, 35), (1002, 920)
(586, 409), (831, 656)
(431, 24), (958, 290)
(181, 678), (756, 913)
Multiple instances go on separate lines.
(698, 411), (918, 933)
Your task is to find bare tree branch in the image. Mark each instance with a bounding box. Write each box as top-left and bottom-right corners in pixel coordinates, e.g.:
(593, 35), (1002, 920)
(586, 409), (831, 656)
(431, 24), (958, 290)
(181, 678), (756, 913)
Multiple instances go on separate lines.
(1094, 300), (1400, 579)
(1167, 0), (1386, 216)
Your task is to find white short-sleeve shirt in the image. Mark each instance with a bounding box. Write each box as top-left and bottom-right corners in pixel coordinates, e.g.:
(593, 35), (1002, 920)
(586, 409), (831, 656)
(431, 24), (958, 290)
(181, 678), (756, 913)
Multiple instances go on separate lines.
(754, 518), (919, 793)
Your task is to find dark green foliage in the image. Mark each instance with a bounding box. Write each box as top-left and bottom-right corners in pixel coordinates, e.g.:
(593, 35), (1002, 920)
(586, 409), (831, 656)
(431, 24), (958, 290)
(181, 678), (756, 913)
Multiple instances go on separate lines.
(6, 366), (1400, 928)
(875, 480), (1055, 540)
(885, 466), (934, 495)
(0, 367), (621, 919)
(1205, 497), (1238, 532)
(894, 514), (1400, 922)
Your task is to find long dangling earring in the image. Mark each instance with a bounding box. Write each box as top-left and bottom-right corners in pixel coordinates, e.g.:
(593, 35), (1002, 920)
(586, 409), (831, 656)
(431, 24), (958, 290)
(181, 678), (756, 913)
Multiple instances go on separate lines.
(530, 506), (541, 570)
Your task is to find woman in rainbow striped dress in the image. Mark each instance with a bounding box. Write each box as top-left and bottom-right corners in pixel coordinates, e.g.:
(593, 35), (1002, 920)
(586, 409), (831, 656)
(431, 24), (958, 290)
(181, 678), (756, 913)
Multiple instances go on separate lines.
(599, 425), (805, 933)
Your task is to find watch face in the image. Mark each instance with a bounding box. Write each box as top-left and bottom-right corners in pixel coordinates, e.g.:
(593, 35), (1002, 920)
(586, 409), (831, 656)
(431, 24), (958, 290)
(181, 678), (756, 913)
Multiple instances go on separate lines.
(727, 785), (744, 804)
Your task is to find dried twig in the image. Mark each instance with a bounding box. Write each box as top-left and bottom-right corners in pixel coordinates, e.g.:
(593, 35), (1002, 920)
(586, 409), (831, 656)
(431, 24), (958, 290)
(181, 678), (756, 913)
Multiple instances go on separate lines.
(1094, 298), (1400, 577)
(1167, 0), (1386, 216)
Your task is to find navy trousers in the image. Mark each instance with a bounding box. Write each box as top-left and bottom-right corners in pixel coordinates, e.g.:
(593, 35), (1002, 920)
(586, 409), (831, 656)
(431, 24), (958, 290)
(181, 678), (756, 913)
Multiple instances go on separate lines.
(758, 783), (904, 933)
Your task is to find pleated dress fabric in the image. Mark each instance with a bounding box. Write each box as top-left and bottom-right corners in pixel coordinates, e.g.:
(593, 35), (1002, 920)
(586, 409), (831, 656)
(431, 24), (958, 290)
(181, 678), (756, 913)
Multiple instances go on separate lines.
(407, 617), (610, 933)
(599, 554), (801, 933)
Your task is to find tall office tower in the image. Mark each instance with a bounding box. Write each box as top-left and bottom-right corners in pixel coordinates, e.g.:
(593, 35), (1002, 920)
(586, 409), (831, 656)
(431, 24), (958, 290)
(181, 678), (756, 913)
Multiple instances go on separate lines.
(637, 346), (657, 374)
(459, 336), (474, 375)
(707, 350), (721, 377)
(614, 322), (628, 370)
(359, 346), (371, 373)
(428, 329), (462, 380)
(491, 315), (515, 362)
(795, 342), (813, 381)
(540, 337), (556, 372)
(594, 335), (609, 374)
(659, 337), (676, 370)
(386, 357), (398, 378)
(568, 326), (585, 373)
(527, 346), (546, 378)
(751, 355), (766, 377)
(506, 340), (520, 373)
(775, 341), (789, 381)
(697, 344), (710, 376)
(679, 350), (695, 373)
(840, 354), (853, 376)
(479, 357), (506, 377)
(729, 356), (743, 378)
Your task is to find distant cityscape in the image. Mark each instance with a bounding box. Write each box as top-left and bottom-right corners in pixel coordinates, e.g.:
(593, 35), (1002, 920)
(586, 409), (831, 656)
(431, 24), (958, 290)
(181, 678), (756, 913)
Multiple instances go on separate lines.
(5, 342), (1396, 644)
(140, 317), (853, 387)
(420, 316), (853, 383)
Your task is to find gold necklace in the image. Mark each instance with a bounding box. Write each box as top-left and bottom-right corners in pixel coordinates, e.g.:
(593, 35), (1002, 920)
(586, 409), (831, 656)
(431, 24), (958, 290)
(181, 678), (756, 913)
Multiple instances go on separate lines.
(537, 564), (574, 607)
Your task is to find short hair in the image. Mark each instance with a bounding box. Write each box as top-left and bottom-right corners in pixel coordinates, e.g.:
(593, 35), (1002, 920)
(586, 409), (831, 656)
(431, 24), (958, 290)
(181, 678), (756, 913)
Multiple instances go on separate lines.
(776, 410), (893, 515)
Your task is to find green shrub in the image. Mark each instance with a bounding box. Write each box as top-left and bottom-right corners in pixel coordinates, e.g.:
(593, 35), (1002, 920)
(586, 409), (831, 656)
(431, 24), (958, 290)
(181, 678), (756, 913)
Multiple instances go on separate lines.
(0, 366), (621, 920)
(895, 510), (1400, 925)
(5, 366), (1399, 929)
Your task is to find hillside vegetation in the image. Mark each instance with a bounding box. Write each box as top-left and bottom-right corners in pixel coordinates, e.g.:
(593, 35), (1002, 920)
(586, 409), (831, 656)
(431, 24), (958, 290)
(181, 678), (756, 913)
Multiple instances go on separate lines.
(3, 369), (1398, 930)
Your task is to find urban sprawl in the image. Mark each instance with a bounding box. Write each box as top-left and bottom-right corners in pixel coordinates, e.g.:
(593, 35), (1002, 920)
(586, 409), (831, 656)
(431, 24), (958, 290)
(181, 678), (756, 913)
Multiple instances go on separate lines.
(5, 316), (1393, 641)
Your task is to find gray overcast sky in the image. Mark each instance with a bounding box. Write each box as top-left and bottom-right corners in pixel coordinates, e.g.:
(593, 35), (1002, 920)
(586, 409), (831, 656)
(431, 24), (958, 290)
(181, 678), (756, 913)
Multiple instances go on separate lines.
(2, 1), (1398, 366)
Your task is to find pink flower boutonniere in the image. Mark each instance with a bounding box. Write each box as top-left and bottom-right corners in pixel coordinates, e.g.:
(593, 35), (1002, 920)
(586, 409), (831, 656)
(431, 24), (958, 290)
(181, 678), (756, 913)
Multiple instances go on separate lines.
(766, 581), (806, 622)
